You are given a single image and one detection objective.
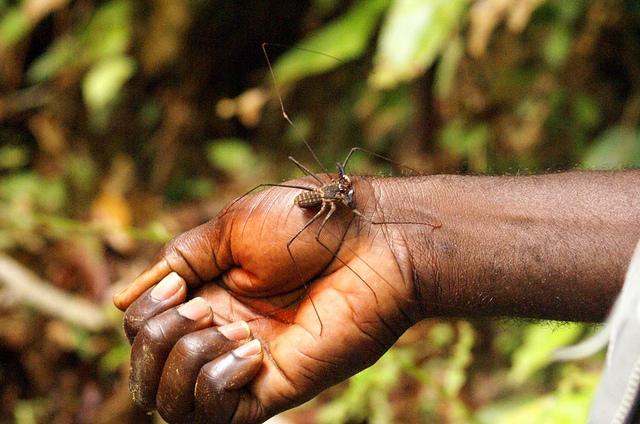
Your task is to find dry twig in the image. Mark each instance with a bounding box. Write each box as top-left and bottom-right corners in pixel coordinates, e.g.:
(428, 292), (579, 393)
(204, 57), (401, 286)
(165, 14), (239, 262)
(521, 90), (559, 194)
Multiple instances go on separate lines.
(0, 253), (110, 331)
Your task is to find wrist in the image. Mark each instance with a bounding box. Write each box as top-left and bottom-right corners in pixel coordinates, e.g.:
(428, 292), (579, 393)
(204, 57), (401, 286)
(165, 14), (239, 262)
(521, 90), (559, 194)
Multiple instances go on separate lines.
(354, 175), (452, 323)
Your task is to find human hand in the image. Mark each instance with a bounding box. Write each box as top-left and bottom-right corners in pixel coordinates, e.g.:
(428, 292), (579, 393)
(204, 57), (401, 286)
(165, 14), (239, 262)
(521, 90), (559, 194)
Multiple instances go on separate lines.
(114, 176), (424, 423)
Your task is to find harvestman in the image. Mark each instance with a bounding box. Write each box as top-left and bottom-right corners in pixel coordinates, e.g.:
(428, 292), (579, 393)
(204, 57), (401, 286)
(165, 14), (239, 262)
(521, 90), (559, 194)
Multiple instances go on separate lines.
(223, 43), (442, 334)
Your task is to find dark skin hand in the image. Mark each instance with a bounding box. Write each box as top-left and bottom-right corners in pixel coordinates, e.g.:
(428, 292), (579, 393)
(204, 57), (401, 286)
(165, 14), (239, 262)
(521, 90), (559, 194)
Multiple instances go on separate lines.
(114, 171), (640, 424)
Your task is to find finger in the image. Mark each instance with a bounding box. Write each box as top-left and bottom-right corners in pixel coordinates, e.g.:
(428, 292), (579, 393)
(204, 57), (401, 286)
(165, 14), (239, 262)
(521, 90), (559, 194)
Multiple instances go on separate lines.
(156, 321), (252, 423)
(113, 219), (233, 310)
(114, 260), (172, 311)
(130, 297), (213, 412)
(123, 272), (187, 344)
(194, 339), (264, 424)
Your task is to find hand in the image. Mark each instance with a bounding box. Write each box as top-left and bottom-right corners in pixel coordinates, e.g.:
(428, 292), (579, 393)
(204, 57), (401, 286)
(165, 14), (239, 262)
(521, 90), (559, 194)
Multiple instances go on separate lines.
(114, 176), (423, 423)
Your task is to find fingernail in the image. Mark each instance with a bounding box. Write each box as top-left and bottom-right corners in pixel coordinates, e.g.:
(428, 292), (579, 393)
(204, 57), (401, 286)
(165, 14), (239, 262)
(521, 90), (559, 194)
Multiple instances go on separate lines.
(218, 321), (251, 341)
(150, 272), (182, 301)
(177, 297), (211, 320)
(232, 339), (261, 358)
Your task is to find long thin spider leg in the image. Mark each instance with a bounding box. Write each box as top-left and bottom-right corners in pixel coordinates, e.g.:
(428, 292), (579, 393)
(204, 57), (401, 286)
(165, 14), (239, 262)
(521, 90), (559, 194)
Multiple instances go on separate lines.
(288, 156), (326, 185)
(323, 216), (406, 298)
(219, 182), (315, 220)
(351, 207), (441, 229)
(261, 42), (332, 181)
(341, 147), (420, 175)
(262, 42), (347, 66)
(286, 204), (328, 335)
(314, 215), (421, 314)
(314, 202), (379, 302)
(229, 205), (329, 331)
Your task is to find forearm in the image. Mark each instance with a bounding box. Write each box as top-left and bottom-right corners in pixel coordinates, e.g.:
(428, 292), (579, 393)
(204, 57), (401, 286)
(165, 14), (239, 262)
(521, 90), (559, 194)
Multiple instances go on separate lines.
(375, 171), (640, 322)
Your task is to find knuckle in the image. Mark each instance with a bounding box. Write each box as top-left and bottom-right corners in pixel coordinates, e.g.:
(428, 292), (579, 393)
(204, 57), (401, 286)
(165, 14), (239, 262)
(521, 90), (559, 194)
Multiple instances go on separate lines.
(139, 318), (168, 345)
(198, 362), (224, 392)
(174, 333), (206, 356)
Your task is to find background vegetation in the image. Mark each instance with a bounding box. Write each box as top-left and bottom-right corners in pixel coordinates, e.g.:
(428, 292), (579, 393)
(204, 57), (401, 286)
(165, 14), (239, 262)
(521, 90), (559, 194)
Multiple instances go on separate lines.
(1, 0), (638, 422)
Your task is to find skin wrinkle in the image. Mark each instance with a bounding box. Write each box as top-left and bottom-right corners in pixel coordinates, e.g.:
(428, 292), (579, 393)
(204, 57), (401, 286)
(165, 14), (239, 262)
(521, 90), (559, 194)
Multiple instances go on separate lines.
(294, 345), (340, 368)
(375, 310), (402, 340)
(256, 191), (281, 248)
(238, 191), (265, 250)
(225, 205), (240, 267)
(260, 341), (303, 401)
(162, 256), (183, 285)
(226, 273), (303, 299)
(351, 317), (388, 355)
(396, 298), (416, 328)
(230, 393), (264, 424)
(209, 221), (225, 277)
(142, 320), (170, 346)
(337, 287), (386, 353)
(316, 214), (357, 278)
(173, 244), (207, 283)
(290, 353), (321, 386)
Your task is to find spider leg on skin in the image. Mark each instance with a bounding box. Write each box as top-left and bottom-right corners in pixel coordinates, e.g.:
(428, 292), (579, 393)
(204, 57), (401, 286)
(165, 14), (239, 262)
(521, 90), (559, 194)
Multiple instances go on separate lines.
(313, 202), (379, 302)
(285, 203), (328, 335)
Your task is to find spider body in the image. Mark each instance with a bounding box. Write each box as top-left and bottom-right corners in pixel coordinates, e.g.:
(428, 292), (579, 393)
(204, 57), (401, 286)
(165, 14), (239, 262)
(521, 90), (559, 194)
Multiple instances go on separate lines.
(294, 164), (354, 210)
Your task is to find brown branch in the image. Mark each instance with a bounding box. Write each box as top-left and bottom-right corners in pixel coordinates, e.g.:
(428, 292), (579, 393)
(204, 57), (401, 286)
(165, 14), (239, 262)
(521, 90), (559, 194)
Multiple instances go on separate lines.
(0, 253), (111, 332)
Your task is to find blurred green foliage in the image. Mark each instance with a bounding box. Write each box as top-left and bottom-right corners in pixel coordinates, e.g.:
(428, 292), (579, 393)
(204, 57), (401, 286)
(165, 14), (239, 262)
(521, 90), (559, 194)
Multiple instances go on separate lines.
(1, 0), (639, 422)
(272, 0), (390, 85)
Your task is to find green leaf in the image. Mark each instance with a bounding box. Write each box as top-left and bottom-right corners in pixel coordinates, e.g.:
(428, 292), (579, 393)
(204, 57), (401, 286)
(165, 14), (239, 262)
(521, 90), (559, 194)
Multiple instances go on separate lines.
(27, 36), (77, 83)
(206, 138), (257, 175)
(509, 323), (584, 384)
(82, 0), (132, 61)
(429, 322), (455, 348)
(272, 0), (391, 85)
(0, 172), (67, 213)
(371, 0), (469, 88)
(544, 27), (571, 68)
(100, 343), (130, 373)
(0, 6), (29, 47)
(65, 153), (97, 193)
(0, 144), (29, 170)
(82, 55), (136, 113)
(582, 127), (640, 169)
(438, 118), (489, 171)
(318, 347), (409, 424)
(14, 399), (47, 424)
(572, 94), (600, 130)
(434, 35), (464, 98)
(439, 118), (489, 154)
(477, 367), (599, 424)
(26, 0), (132, 83)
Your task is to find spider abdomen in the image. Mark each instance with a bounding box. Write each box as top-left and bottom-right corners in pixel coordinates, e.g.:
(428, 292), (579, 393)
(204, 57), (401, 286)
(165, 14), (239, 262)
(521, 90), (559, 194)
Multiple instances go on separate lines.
(295, 190), (324, 208)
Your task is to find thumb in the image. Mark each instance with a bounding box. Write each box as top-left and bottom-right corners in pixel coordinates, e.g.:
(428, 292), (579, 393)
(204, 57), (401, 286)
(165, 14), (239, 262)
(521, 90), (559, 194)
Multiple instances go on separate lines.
(113, 218), (233, 311)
